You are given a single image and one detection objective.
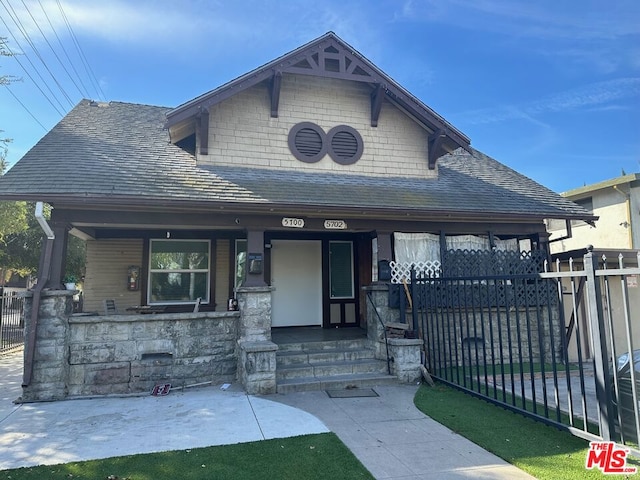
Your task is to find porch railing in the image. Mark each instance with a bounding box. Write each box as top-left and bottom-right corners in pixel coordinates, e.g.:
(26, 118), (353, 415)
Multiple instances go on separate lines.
(405, 248), (640, 453)
(0, 289), (25, 353)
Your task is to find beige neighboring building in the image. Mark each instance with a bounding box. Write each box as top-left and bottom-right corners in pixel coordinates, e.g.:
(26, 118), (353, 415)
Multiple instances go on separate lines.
(548, 173), (640, 363)
(549, 173), (640, 253)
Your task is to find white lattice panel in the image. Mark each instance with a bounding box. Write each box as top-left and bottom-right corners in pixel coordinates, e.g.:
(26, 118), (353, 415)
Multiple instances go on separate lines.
(390, 260), (441, 284)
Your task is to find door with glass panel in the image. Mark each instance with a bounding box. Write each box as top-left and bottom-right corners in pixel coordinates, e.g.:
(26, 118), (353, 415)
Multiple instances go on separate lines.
(325, 240), (358, 327)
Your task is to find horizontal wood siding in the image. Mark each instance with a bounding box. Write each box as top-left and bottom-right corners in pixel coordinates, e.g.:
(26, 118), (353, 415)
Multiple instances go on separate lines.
(83, 239), (143, 313)
(215, 239), (230, 312)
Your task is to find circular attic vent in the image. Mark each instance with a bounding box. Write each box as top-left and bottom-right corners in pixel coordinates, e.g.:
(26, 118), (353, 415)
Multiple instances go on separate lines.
(288, 122), (364, 165)
(327, 125), (363, 165)
(288, 122), (326, 163)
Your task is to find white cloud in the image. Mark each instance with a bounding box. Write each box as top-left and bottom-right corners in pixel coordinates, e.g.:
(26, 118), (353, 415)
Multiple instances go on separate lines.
(400, 0), (640, 41)
(459, 78), (640, 125)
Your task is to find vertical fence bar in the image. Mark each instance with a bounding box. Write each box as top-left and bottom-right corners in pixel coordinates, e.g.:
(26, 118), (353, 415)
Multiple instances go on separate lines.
(0, 290), (25, 353)
(524, 270), (538, 415)
(544, 263), (562, 423)
(534, 271), (550, 418)
(513, 273), (527, 410)
(618, 253), (639, 444)
(457, 277), (469, 389)
(569, 259), (589, 432)
(492, 270), (507, 403)
(555, 258), (575, 427)
(583, 249), (615, 441)
(468, 275), (482, 393)
(503, 277), (516, 406)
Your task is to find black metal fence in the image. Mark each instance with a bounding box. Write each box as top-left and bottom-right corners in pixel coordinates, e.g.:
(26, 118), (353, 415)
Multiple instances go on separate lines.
(0, 288), (25, 353)
(404, 249), (640, 452)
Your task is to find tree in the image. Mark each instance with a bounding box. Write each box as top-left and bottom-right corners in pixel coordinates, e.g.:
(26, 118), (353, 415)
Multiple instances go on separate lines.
(0, 37), (20, 87)
(0, 37), (26, 249)
(0, 137), (29, 285)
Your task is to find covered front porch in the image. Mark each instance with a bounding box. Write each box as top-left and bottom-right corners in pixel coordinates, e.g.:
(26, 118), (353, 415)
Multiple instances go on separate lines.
(20, 282), (423, 401)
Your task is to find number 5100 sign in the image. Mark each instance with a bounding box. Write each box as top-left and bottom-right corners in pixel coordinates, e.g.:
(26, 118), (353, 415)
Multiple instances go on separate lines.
(282, 217), (305, 228)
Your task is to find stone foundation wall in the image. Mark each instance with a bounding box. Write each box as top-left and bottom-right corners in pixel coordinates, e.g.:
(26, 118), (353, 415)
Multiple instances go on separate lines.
(22, 290), (241, 401)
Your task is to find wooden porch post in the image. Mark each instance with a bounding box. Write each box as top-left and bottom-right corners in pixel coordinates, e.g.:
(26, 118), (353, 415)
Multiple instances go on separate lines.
(38, 221), (69, 290)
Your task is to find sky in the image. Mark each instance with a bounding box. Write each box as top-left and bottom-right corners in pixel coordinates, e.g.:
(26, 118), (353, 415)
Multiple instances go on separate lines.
(0, 0), (638, 193)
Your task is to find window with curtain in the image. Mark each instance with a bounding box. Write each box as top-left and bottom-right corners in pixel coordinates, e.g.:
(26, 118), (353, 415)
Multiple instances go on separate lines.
(393, 232), (441, 264)
(149, 240), (210, 304)
(394, 233), (519, 264)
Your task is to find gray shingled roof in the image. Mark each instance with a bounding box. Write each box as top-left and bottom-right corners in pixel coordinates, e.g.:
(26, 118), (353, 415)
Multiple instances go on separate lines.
(0, 99), (591, 220)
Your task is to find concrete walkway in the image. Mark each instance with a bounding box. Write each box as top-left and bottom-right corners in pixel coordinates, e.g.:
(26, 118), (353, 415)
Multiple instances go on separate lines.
(0, 349), (534, 478)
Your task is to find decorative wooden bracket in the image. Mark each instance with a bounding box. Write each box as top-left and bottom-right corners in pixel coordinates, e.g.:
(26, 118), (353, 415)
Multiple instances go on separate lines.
(270, 71), (282, 118)
(370, 84), (384, 127)
(196, 107), (209, 155)
(428, 129), (446, 170)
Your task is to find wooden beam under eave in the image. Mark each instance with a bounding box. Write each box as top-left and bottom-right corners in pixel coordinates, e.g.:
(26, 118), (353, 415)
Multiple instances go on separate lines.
(428, 129), (446, 170)
(370, 84), (384, 127)
(270, 71), (282, 118)
(197, 109), (209, 155)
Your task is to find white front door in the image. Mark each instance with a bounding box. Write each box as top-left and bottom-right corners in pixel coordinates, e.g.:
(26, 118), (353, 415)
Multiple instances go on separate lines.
(271, 240), (322, 327)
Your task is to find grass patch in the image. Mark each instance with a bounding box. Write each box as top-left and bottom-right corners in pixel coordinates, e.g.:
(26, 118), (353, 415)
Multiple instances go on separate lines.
(414, 384), (639, 480)
(0, 433), (373, 480)
(444, 361), (579, 381)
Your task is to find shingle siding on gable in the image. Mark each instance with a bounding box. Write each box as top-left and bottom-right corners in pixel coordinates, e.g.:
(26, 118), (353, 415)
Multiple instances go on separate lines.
(201, 75), (436, 179)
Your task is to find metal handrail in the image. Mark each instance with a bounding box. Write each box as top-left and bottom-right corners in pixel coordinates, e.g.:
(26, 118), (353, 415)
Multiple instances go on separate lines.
(366, 290), (392, 375)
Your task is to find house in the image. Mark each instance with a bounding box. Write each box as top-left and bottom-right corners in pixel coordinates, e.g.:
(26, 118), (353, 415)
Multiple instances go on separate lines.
(547, 173), (640, 364)
(548, 172), (640, 253)
(0, 32), (593, 401)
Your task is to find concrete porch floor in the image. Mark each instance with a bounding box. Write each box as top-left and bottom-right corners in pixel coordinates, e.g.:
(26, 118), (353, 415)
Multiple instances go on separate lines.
(271, 325), (368, 344)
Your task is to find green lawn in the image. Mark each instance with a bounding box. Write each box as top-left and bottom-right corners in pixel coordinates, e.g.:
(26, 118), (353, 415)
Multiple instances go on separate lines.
(414, 383), (639, 480)
(0, 433), (374, 480)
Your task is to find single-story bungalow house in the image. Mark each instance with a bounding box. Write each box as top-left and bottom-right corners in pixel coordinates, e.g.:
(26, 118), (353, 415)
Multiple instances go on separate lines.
(0, 32), (593, 401)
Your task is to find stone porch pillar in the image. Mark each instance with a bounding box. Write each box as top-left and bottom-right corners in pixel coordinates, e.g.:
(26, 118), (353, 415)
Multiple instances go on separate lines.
(236, 285), (278, 394)
(21, 290), (74, 402)
(363, 284), (400, 359)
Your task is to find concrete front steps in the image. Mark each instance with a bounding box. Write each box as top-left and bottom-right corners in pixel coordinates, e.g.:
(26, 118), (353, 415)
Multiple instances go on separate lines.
(275, 338), (397, 393)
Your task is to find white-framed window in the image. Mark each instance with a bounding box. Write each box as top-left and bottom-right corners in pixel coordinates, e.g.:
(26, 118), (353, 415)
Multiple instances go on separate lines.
(148, 239), (210, 304)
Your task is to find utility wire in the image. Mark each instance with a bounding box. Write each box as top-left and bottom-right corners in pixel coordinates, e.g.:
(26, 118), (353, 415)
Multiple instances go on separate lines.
(0, 10), (66, 116)
(3, 84), (48, 130)
(37, 0), (91, 100)
(2, 0), (74, 107)
(21, 0), (89, 99)
(0, 0), (71, 111)
(56, 0), (104, 100)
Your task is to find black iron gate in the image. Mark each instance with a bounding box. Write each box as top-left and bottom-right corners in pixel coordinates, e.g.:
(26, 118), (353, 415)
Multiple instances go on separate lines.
(0, 288), (25, 353)
(406, 248), (640, 452)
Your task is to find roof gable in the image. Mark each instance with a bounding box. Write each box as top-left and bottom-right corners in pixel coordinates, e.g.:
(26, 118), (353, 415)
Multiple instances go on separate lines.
(165, 32), (470, 164)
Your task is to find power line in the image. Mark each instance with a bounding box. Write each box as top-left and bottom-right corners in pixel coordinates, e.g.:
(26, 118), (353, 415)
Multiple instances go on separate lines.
(21, 0), (89, 99)
(36, 0), (91, 99)
(0, 12), (66, 116)
(55, 0), (105, 100)
(3, 84), (47, 130)
(0, 0), (73, 110)
(3, 0), (74, 107)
